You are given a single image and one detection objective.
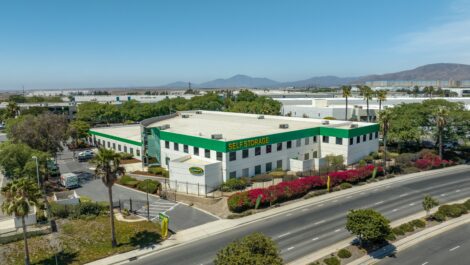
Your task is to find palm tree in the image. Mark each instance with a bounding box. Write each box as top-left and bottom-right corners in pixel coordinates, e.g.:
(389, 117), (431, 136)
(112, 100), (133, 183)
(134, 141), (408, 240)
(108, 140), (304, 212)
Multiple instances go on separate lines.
(341, 85), (352, 121)
(4, 101), (20, 120)
(91, 148), (125, 248)
(360, 85), (374, 122)
(429, 86), (435, 98)
(1, 178), (41, 265)
(378, 109), (392, 174)
(435, 107), (448, 160)
(376, 90), (388, 112)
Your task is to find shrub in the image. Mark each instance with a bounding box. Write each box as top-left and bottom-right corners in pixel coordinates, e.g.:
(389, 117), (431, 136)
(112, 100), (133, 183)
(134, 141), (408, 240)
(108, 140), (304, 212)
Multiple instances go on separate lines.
(432, 211), (446, 222)
(410, 219), (426, 229)
(392, 227), (405, 236)
(395, 153), (418, 167)
(50, 202), (106, 219)
(358, 160), (366, 167)
(363, 155), (374, 163)
(137, 179), (161, 194)
(268, 171), (285, 178)
(385, 233), (396, 241)
(464, 199), (470, 211)
(323, 256), (340, 265)
(337, 248), (352, 259)
(251, 174), (272, 182)
(119, 152), (134, 160)
(220, 178), (249, 192)
(438, 204), (467, 218)
(399, 223), (414, 233)
(148, 166), (165, 175)
(227, 192), (251, 213)
(371, 151), (380, 160)
(119, 175), (137, 185)
(125, 180), (139, 188)
(340, 183), (352, 189)
(78, 202), (105, 216)
(402, 166), (420, 174)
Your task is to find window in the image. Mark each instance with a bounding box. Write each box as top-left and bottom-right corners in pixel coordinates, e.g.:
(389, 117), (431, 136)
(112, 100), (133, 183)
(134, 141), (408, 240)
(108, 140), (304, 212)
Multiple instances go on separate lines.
(242, 168), (249, 177)
(349, 138), (354, 145)
(194, 147), (199, 156)
(124, 146), (127, 152)
(173, 143), (179, 151)
(313, 151), (318, 158)
(165, 157), (170, 166)
(296, 139), (301, 147)
(165, 141), (170, 149)
(363, 135), (367, 141)
(277, 143), (283, 151)
(97, 139), (101, 145)
(130, 148), (134, 155)
(118, 145), (121, 151)
(276, 160), (283, 169)
(336, 137), (343, 145)
(229, 171), (236, 179)
(313, 136), (317, 143)
(255, 165), (261, 175)
(242, 149), (249, 158)
(205, 149), (211, 158)
(287, 141), (292, 149)
(266, 145), (272, 153)
(216, 152), (222, 161)
(305, 137), (309, 145)
(136, 149), (140, 156)
(357, 136), (361, 143)
(107, 141), (110, 148)
(369, 133), (373, 140)
(304, 153), (309, 160)
(375, 131), (379, 138)
(255, 147), (261, 156)
(322, 136), (329, 143)
(183, 144), (188, 153)
(266, 162), (272, 172)
(113, 143), (116, 149)
(229, 151), (236, 161)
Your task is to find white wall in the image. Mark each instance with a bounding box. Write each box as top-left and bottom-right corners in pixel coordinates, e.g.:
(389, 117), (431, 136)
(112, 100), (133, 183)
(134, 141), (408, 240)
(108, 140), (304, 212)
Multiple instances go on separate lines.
(93, 136), (142, 160)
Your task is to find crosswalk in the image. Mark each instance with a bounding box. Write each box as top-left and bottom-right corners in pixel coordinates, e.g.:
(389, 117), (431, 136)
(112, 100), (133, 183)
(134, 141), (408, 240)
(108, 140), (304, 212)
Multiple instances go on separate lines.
(135, 200), (179, 221)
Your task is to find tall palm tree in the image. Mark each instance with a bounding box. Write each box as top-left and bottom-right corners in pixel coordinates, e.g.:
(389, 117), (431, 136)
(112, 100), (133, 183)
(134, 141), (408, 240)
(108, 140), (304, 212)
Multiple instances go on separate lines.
(378, 109), (392, 174)
(1, 178), (41, 265)
(4, 101), (20, 120)
(429, 86), (435, 98)
(91, 148), (125, 247)
(376, 90), (388, 112)
(360, 85), (374, 122)
(341, 85), (352, 121)
(435, 107), (448, 160)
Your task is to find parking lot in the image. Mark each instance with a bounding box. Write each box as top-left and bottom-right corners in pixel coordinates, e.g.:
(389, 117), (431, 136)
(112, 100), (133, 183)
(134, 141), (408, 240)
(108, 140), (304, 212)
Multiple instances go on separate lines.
(56, 147), (218, 231)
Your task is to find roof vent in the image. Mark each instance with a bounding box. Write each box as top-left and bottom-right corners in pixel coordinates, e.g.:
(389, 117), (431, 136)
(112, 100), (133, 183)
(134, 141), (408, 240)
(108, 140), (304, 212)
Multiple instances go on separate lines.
(182, 114), (190, 118)
(258, 115), (264, 119)
(322, 121), (330, 125)
(158, 124), (170, 130)
(211, 134), (223, 140)
(279, 124), (289, 129)
(195, 111), (202, 114)
(350, 124), (358, 128)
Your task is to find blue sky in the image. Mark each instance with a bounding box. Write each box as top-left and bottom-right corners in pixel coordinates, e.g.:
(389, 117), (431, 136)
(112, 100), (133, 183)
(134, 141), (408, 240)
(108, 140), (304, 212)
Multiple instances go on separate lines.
(1, 0), (469, 89)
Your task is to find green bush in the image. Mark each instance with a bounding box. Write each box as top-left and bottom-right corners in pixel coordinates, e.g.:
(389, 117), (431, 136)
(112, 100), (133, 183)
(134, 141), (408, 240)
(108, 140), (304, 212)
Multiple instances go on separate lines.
(464, 199), (470, 211)
(410, 219), (426, 228)
(363, 155), (374, 163)
(392, 227), (405, 236)
(119, 152), (134, 160)
(125, 180), (139, 188)
(251, 174), (272, 182)
(268, 171), (285, 178)
(371, 151), (380, 160)
(337, 248), (352, 259)
(50, 202), (107, 219)
(340, 183), (352, 189)
(162, 170), (169, 178)
(438, 204), (468, 218)
(399, 223), (414, 233)
(119, 175), (137, 185)
(220, 178), (249, 192)
(433, 211), (446, 222)
(402, 166), (420, 174)
(395, 153), (418, 167)
(137, 179), (161, 194)
(148, 166), (164, 175)
(323, 256), (340, 265)
(385, 233), (396, 241)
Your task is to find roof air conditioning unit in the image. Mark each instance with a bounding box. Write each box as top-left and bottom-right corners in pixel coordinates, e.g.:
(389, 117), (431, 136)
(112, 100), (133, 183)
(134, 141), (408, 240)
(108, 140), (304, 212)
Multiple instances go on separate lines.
(195, 111), (202, 114)
(322, 121), (330, 125)
(211, 134), (223, 139)
(158, 124), (170, 130)
(279, 124), (289, 129)
(258, 115), (264, 119)
(350, 124), (358, 128)
(182, 114), (190, 118)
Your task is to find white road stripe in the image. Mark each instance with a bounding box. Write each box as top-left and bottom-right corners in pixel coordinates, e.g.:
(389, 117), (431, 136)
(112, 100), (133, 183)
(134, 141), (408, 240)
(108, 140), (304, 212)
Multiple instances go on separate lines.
(421, 262), (428, 265)
(278, 232), (291, 238)
(287, 246), (294, 251)
(314, 220), (326, 225)
(456, 189), (461, 192)
(312, 237), (319, 241)
(334, 229), (341, 232)
(441, 193), (446, 197)
(399, 193), (408, 197)
(392, 208), (398, 212)
(375, 201), (384, 205)
(449, 246), (460, 251)
(409, 203), (415, 206)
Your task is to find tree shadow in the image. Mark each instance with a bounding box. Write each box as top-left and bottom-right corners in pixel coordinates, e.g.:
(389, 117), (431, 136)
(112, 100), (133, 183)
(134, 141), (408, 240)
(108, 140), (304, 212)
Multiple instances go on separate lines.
(352, 239), (397, 261)
(128, 231), (162, 249)
(33, 250), (79, 265)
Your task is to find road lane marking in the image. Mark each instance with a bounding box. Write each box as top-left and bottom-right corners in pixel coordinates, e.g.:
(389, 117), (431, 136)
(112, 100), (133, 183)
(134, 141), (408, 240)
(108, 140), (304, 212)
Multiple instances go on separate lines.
(441, 193), (446, 197)
(456, 189), (461, 192)
(392, 208), (398, 212)
(449, 246), (460, 251)
(287, 246), (294, 251)
(374, 201), (384, 205)
(422, 262), (428, 265)
(314, 220), (326, 225)
(399, 193), (408, 197)
(312, 237), (319, 241)
(409, 203), (415, 206)
(334, 229), (341, 232)
(278, 232), (291, 238)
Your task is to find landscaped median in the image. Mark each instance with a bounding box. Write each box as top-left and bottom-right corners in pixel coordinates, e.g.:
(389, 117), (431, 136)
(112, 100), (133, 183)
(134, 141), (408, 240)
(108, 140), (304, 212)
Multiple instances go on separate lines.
(118, 175), (162, 194)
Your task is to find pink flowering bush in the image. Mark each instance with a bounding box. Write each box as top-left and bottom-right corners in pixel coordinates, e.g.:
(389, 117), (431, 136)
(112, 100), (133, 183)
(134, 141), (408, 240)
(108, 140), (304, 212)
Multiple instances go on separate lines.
(227, 165), (383, 212)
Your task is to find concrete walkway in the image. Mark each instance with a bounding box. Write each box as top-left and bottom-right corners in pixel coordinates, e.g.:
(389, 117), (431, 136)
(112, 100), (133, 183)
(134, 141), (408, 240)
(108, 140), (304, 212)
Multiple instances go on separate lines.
(86, 165), (469, 265)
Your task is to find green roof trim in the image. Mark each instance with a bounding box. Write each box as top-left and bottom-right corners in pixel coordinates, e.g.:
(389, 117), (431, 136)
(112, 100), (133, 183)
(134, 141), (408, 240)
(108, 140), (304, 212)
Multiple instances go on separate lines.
(156, 123), (379, 152)
(89, 130), (142, 146)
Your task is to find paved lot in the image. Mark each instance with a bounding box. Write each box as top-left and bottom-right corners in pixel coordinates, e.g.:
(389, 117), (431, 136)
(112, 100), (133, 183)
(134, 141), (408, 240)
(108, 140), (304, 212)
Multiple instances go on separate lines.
(56, 148), (218, 231)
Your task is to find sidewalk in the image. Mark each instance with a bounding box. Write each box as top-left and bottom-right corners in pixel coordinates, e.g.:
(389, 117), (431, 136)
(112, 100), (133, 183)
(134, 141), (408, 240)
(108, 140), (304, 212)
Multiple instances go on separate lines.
(86, 165), (470, 265)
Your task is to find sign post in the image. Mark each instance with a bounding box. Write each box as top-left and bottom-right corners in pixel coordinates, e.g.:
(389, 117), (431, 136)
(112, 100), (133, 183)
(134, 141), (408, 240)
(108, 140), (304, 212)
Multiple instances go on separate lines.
(159, 213), (170, 239)
(327, 175), (331, 192)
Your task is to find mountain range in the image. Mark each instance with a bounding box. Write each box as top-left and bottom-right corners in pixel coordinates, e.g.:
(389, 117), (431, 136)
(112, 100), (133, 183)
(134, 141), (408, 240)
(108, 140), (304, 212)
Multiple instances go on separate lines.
(159, 63), (470, 88)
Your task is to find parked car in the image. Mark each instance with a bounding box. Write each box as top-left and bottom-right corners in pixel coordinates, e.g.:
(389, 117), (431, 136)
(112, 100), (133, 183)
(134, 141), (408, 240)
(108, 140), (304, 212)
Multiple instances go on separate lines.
(78, 150), (94, 161)
(443, 142), (459, 150)
(47, 159), (60, 177)
(60, 173), (79, 189)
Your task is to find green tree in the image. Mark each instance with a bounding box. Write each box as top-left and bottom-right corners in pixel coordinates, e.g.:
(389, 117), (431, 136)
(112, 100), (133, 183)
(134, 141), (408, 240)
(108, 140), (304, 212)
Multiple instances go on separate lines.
(4, 101), (20, 120)
(341, 85), (352, 120)
(359, 86), (374, 122)
(1, 177), (42, 265)
(422, 195), (439, 217)
(376, 90), (388, 112)
(435, 106), (448, 159)
(91, 148), (125, 247)
(346, 209), (392, 246)
(236, 89), (258, 102)
(214, 232), (283, 265)
(68, 120), (91, 146)
(378, 109), (392, 173)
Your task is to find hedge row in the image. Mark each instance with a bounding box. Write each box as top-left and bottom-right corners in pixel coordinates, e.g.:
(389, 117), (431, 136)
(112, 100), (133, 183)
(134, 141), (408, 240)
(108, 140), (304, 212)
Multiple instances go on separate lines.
(119, 175), (161, 194)
(433, 200), (470, 222)
(228, 165), (383, 213)
(50, 201), (108, 219)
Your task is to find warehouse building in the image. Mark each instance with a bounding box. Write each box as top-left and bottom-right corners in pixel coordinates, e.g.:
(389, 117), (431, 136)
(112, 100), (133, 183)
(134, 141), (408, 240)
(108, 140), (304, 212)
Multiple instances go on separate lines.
(89, 111), (378, 193)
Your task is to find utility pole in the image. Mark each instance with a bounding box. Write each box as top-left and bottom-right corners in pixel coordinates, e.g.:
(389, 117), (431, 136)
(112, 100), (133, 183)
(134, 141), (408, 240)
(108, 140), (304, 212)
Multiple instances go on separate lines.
(146, 180), (150, 221)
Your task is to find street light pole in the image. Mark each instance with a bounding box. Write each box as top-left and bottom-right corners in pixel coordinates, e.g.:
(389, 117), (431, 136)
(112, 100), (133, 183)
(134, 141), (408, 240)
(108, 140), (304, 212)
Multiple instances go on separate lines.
(146, 180), (150, 221)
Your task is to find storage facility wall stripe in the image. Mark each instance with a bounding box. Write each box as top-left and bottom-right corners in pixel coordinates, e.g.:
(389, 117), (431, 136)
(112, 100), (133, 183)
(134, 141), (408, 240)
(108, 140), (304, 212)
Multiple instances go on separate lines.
(89, 130), (142, 146)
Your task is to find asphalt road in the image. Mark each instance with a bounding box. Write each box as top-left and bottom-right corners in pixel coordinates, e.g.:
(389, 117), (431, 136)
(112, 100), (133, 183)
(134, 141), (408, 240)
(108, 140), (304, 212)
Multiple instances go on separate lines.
(130, 166), (470, 265)
(379, 223), (470, 265)
(56, 148), (218, 231)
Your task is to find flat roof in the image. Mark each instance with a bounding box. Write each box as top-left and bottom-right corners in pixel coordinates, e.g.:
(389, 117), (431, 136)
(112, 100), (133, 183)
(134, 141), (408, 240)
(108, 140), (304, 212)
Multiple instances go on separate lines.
(147, 110), (374, 141)
(89, 125), (141, 144)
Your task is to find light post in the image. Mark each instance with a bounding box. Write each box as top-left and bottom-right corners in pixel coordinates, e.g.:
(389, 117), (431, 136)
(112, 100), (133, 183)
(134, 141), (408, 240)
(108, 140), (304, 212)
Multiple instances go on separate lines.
(32, 156), (40, 187)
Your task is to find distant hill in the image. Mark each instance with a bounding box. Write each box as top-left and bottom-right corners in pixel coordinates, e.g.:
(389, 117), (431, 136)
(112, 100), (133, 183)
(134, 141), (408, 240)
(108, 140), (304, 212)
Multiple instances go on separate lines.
(355, 63), (470, 83)
(157, 63), (470, 89)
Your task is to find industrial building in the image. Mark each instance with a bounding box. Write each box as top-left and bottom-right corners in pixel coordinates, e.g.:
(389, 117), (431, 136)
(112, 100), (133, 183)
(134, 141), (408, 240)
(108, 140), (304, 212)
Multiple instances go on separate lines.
(89, 111), (379, 193)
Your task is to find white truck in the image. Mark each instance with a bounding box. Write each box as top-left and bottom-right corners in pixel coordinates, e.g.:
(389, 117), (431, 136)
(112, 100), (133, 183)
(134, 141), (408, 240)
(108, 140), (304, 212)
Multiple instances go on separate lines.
(60, 173), (79, 189)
